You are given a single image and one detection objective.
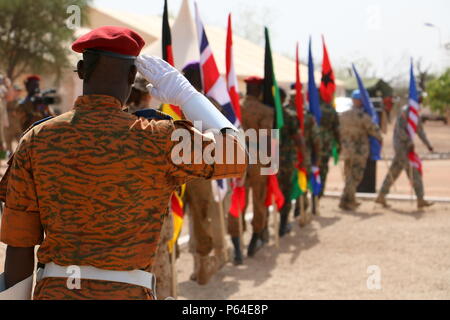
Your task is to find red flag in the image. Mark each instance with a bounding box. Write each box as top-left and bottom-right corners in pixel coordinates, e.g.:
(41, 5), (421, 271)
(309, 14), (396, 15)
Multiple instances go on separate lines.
(265, 175), (285, 210)
(319, 35), (336, 104)
(229, 184), (246, 218)
(295, 42), (304, 135)
(226, 13), (242, 122)
(162, 0), (182, 118)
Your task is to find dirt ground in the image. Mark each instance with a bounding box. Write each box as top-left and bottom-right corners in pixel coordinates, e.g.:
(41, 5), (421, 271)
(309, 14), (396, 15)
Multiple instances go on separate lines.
(0, 121), (449, 300)
(175, 198), (450, 300)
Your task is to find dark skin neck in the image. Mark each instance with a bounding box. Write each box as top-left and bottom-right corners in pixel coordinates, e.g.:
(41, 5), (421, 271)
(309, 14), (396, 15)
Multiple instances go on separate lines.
(76, 55), (137, 106)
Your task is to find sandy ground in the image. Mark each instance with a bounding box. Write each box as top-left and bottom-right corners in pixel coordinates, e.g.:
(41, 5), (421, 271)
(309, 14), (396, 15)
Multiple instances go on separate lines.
(175, 198), (450, 300)
(0, 121), (449, 300)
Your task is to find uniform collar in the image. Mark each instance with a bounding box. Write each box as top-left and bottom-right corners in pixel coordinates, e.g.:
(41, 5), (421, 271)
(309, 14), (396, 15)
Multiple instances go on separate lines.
(74, 95), (123, 111)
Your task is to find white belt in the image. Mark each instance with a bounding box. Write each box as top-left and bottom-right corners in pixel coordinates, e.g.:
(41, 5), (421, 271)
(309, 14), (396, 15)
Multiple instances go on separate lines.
(37, 262), (156, 294)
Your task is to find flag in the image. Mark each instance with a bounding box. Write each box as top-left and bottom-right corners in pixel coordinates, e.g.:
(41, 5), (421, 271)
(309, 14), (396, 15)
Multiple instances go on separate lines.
(226, 13), (242, 122)
(161, 0), (183, 120)
(229, 183), (246, 218)
(194, 2), (238, 127)
(290, 167), (308, 200)
(352, 64), (382, 161)
(290, 42), (307, 200)
(310, 166), (322, 196)
(264, 174), (285, 210)
(167, 185), (185, 253)
(295, 42), (304, 135)
(320, 36), (339, 164)
(308, 37), (322, 126)
(407, 59), (423, 176)
(161, 0), (186, 253)
(263, 27), (284, 130)
(263, 27), (285, 210)
(319, 35), (336, 105)
(332, 140), (339, 165)
(194, 2), (238, 202)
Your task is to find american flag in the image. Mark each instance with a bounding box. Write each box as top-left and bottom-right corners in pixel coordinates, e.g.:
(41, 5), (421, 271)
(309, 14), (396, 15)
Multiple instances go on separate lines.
(194, 2), (238, 201)
(407, 60), (423, 175)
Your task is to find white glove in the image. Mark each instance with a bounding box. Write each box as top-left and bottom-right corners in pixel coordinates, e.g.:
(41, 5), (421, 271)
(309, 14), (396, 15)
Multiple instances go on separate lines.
(135, 55), (198, 107)
(136, 55), (237, 132)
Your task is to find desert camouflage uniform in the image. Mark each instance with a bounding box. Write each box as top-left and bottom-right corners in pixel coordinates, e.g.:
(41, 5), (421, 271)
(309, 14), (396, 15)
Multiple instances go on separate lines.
(379, 106), (432, 199)
(318, 102), (340, 196)
(339, 107), (382, 207)
(228, 95), (274, 236)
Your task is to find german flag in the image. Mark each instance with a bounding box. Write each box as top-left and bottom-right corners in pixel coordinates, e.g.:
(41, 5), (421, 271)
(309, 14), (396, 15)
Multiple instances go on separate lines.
(161, 0), (185, 253)
(161, 0), (183, 120)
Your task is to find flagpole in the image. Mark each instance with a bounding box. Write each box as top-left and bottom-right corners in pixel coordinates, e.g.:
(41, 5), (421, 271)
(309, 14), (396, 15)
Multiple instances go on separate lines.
(217, 196), (229, 263)
(298, 195), (306, 227)
(170, 243), (177, 299)
(272, 195), (280, 248)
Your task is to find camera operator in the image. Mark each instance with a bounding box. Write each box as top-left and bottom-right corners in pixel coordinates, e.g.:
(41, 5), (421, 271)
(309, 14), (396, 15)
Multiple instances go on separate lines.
(18, 75), (56, 131)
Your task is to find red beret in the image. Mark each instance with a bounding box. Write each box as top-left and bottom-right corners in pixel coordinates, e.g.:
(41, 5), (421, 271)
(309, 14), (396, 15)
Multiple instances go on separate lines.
(26, 75), (41, 82)
(72, 26), (145, 59)
(244, 76), (264, 84)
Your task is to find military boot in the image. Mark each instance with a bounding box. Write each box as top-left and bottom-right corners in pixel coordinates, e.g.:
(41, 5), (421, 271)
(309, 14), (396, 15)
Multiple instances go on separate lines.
(279, 212), (292, 237)
(260, 226), (269, 245)
(247, 232), (264, 257)
(417, 199), (434, 209)
(190, 254), (199, 282)
(375, 194), (390, 208)
(196, 254), (219, 285)
(231, 237), (243, 265)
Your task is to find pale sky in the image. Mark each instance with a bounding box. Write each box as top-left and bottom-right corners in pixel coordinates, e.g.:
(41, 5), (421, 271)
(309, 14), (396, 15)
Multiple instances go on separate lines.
(94, 0), (450, 81)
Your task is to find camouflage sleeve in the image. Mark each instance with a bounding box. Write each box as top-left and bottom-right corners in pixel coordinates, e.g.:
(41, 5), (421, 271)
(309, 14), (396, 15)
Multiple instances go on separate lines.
(395, 115), (413, 150)
(363, 113), (382, 142)
(166, 120), (246, 185)
(417, 119), (432, 149)
(0, 138), (44, 247)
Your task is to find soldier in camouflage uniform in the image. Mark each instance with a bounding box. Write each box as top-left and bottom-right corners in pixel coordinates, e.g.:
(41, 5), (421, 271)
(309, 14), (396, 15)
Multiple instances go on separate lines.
(289, 92), (321, 224)
(339, 90), (383, 211)
(318, 101), (340, 197)
(375, 102), (434, 209)
(237, 76), (274, 257)
(278, 89), (305, 237)
(181, 62), (229, 285)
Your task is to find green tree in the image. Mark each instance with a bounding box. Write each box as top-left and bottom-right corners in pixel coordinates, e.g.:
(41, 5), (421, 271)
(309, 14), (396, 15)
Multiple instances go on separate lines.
(426, 69), (450, 115)
(0, 0), (90, 82)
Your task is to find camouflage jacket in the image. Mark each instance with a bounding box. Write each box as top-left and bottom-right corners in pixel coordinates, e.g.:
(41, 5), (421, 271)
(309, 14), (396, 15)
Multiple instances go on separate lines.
(393, 106), (432, 156)
(339, 107), (382, 160)
(319, 102), (340, 156)
(280, 104), (301, 168)
(303, 111), (321, 169)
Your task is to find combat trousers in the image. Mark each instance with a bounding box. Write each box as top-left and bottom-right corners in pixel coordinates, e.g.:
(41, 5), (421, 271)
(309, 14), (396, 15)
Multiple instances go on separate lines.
(185, 180), (214, 256)
(278, 163), (296, 220)
(319, 155), (331, 197)
(340, 156), (367, 205)
(244, 164), (269, 234)
(379, 152), (424, 199)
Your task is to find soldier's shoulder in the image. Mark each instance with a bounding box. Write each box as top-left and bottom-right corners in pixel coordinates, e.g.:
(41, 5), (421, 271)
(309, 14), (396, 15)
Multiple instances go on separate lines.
(133, 108), (174, 121)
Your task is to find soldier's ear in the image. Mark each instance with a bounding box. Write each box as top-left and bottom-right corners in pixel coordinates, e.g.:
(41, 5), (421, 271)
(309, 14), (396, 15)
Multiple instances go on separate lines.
(76, 60), (84, 80)
(128, 65), (137, 85)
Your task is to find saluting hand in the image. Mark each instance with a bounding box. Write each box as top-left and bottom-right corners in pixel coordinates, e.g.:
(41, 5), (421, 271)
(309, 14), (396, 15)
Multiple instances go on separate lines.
(135, 55), (199, 107)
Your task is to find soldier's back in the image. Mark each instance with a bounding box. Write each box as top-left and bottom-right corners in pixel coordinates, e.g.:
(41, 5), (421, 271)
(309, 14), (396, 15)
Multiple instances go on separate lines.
(241, 95), (274, 131)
